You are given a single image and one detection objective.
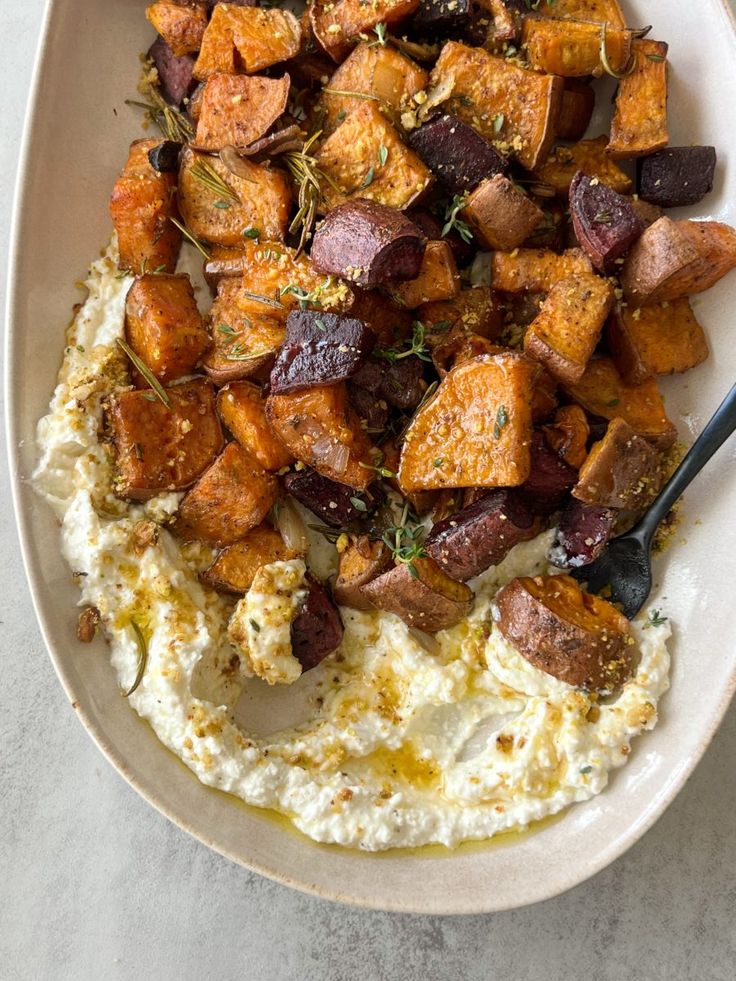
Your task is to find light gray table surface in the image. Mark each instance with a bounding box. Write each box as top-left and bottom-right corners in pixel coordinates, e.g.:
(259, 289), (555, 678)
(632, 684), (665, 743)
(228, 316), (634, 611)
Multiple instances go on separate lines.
(1, 4), (734, 979)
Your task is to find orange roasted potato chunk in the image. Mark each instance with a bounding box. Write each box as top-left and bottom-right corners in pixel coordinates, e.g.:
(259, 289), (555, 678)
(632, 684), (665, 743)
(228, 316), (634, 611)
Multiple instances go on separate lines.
(418, 288), (503, 344)
(424, 42), (563, 171)
(573, 417), (663, 510)
(491, 248), (593, 294)
(462, 174), (543, 252)
(522, 18), (631, 77)
(524, 273), (615, 385)
(530, 0), (625, 26)
(333, 536), (393, 611)
(200, 525), (296, 593)
(109, 379), (223, 500)
(605, 300), (709, 385)
(494, 574), (634, 692)
(266, 383), (377, 491)
(531, 136), (632, 197)
(194, 73), (290, 151)
(543, 404), (590, 469)
(194, 5), (302, 79)
(109, 139), (181, 274)
(217, 381), (293, 471)
(174, 442), (279, 544)
(125, 274), (209, 384)
(608, 39), (669, 158)
(316, 102), (432, 212)
(563, 357), (677, 448)
(362, 557), (474, 633)
(146, 1), (207, 57)
(390, 241), (460, 308)
(203, 244), (250, 291)
(432, 333), (502, 378)
(178, 146), (291, 247)
(398, 352), (538, 492)
(311, 0), (420, 64)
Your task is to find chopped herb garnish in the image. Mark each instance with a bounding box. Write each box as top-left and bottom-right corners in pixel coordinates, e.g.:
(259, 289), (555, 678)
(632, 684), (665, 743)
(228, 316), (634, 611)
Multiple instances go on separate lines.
(359, 458), (397, 479)
(442, 193), (473, 244)
(433, 458), (444, 468)
(116, 338), (171, 409)
(594, 210), (614, 224)
(361, 166), (375, 188)
(123, 619), (148, 697)
(218, 323), (238, 336)
(336, 109), (347, 122)
(599, 21), (637, 79)
(243, 227), (260, 240)
(580, 765), (593, 775)
(249, 618), (261, 633)
(493, 113), (505, 133)
(315, 317), (328, 332)
(280, 283), (324, 310)
(382, 503), (427, 579)
(369, 23), (387, 47)
(378, 144), (389, 168)
(375, 320), (431, 363)
(214, 200), (231, 209)
(350, 496), (368, 512)
(493, 404), (509, 439)
(645, 609), (668, 628)
(606, 398), (621, 407)
(647, 53), (665, 62)
(240, 289), (285, 310)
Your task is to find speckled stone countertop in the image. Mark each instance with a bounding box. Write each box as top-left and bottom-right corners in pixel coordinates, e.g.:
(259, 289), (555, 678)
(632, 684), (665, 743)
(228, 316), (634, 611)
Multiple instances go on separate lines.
(2, 3), (735, 978)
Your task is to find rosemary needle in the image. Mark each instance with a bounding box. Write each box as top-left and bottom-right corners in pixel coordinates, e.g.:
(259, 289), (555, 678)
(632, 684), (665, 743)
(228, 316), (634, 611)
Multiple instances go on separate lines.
(123, 619), (149, 697)
(115, 338), (172, 408)
(168, 216), (211, 259)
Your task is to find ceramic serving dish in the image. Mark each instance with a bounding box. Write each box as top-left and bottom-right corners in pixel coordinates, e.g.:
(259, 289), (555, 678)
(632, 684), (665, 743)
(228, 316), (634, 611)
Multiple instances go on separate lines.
(6, 0), (736, 913)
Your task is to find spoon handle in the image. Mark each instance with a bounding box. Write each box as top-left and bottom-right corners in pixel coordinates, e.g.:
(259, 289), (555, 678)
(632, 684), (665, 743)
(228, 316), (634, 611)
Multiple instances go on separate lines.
(638, 382), (736, 542)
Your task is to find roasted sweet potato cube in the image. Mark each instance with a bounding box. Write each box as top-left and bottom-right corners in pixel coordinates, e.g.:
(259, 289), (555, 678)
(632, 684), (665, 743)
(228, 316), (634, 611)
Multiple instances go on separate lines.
(637, 146), (717, 209)
(522, 17), (631, 77)
(174, 442), (279, 544)
(124, 274), (209, 384)
(628, 196), (664, 230)
(217, 382), (293, 470)
(424, 42), (562, 171)
(531, 136), (632, 198)
(491, 248), (593, 294)
(203, 244), (250, 291)
(524, 274), (614, 385)
(620, 218), (736, 305)
(318, 43), (428, 135)
(563, 357), (677, 448)
(310, 0), (420, 63)
(399, 352), (538, 491)
(530, 0), (625, 26)
(146, 1), (207, 57)
(110, 379), (223, 500)
(605, 300), (709, 385)
(334, 537), (393, 611)
(569, 171), (645, 274)
(462, 175), (543, 251)
(194, 5), (302, 79)
(556, 79), (595, 142)
(390, 240), (460, 308)
(480, 0), (521, 42)
(494, 574), (633, 691)
(608, 39), (669, 159)
(349, 289), (414, 344)
(110, 139), (181, 274)
(543, 404), (590, 469)
(148, 36), (197, 107)
(316, 103), (433, 212)
(432, 333), (502, 377)
(200, 526), (296, 593)
(573, 417), (663, 511)
(194, 73), (290, 150)
(407, 113), (508, 194)
(419, 287), (503, 343)
(362, 557), (473, 633)
(266, 383), (377, 490)
(178, 147), (291, 247)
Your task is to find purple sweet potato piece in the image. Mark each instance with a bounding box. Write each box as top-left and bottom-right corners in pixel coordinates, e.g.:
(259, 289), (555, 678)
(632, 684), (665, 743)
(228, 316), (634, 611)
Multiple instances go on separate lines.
(414, 0), (472, 33)
(147, 140), (182, 174)
(638, 146), (717, 209)
(270, 310), (375, 395)
(425, 489), (538, 581)
(408, 114), (508, 194)
(569, 171), (645, 274)
(518, 431), (577, 517)
(291, 576), (344, 671)
(549, 498), (616, 569)
(311, 200), (426, 288)
(147, 36), (197, 108)
(284, 468), (384, 528)
(347, 383), (390, 432)
(352, 355), (426, 411)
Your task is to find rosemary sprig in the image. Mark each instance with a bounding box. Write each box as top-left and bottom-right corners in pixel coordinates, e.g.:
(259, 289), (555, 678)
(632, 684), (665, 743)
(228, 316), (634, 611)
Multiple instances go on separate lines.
(599, 21), (637, 79)
(375, 321), (431, 363)
(442, 193), (473, 244)
(284, 130), (341, 254)
(190, 159), (241, 203)
(125, 91), (194, 143)
(115, 338), (171, 408)
(123, 619), (149, 697)
(382, 504), (427, 579)
(323, 89), (381, 101)
(168, 216), (211, 259)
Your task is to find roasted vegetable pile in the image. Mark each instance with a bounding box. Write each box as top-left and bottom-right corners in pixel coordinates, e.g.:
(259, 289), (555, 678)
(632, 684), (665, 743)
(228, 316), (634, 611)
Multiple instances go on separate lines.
(105, 0), (736, 689)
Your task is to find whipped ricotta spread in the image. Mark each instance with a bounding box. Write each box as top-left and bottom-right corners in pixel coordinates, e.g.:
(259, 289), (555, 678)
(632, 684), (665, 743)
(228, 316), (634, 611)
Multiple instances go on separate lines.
(33, 243), (671, 851)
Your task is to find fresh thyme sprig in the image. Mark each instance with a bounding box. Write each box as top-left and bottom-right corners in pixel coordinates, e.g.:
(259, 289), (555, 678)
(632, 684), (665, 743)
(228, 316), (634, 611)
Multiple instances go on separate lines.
(442, 194), (474, 244)
(644, 609), (668, 629)
(375, 321), (432, 363)
(115, 338), (171, 409)
(382, 504), (427, 579)
(190, 159), (241, 203)
(123, 618), (149, 697)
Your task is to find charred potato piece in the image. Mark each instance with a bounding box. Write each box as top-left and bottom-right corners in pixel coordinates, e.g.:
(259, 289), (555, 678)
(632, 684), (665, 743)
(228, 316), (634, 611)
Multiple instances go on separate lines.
(347, 383), (390, 432)
(125, 274), (209, 384)
(291, 577), (345, 671)
(605, 300), (709, 385)
(310, 0), (419, 63)
(348, 289), (414, 345)
(426, 489), (538, 581)
(352, 355), (427, 411)
(543, 404), (590, 469)
(522, 17), (631, 77)
(407, 113), (507, 194)
(518, 431), (577, 517)
(549, 499), (616, 570)
(362, 557), (473, 633)
(531, 367), (559, 424)
(390, 241), (460, 308)
(194, 5), (301, 79)
(608, 40), (669, 159)
(217, 382), (293, 471)
(109, 139), (181, 274)
(415, 0), (472, 32)
(201, 526), (297, 593)
(147, 36), (197, 107)
(283, 468), (384, 527)
(334, 536), (393, 610)
(462, 175), (543, 252)
(148, 140), (182, 174)
(431, 333), (501, 377)
(146, 1), (207, 57)
(419, 287), (503, 344)
(110, 379), (223, 500)
(556, 79), (595, 142)
(573, 417), (663, 510)
(620, 217), (736, 305)
(569, 172), (645, 274)
(524, 273), (615, 385)
(491, 248), (593, 294)
(531, 136), (632, 198)
(494, 574), (634, 691)
(638, 146), (717, 209)
(310, 199), (426, 288)
(399, 352), (538, 492)
(270, 310), (375, 394)
(194, 73), (290, 150)
(174, 442), (279, 544)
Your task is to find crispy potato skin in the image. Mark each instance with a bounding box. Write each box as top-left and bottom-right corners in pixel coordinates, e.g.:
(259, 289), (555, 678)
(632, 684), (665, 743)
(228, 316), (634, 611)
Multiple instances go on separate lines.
(530, 0), (625, 26)
(174, 442), (279, 544)
(556, 80), (595, 142)
(524, 273), (615, 385)
(146, 1), (207, 57)
(605, 300), (709, 385)
(362, 557), (473, 633)
(194, 73), (290, 150)
(334, 537), (393, 610)
(399, 353), (538, 492)
(522, 18), (631, 77)
(266, 383), (377, 491)
(203, 244), (250, 292)
(109, 139), (181, 274)
(390, 240), (460, 308)
(531, 136), (632, 197)
(494, 574), (635, 691)
(426, 42), (562, 171)
(608, 40), (669, 158)
(311, 0), (420, 63)
(462, 175), (543, 252)
(217, 382), (293, 470)
(194, 5), (301, 79)
(110, 379), (223, 500)
(125, 274), (209, 384)
(543, 404), (590, 469)
(573, 417), (663, 510)
(491, 248), (593, 294)
(200, 526), (296, 593)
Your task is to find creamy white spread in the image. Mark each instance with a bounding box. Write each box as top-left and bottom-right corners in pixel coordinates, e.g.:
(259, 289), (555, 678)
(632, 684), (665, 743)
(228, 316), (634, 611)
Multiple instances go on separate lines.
(32, 243), (671, 851)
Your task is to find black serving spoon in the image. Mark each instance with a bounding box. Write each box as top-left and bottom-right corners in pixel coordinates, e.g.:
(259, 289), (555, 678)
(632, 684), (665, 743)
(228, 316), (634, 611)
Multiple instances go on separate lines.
(571, 383), (736, 618)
